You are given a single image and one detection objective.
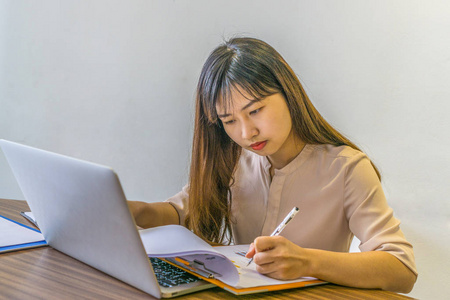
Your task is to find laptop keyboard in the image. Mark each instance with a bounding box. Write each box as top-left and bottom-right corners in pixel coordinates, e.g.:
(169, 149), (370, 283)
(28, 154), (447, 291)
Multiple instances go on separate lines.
(150, 257), (201, 288)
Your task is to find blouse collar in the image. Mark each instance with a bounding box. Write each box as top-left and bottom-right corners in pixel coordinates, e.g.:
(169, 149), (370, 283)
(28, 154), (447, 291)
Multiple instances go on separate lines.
(262, 144), (315, 177)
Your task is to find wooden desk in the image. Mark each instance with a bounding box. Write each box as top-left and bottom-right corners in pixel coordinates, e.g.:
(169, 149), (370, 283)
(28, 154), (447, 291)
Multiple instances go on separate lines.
(0, 198), (415, 300)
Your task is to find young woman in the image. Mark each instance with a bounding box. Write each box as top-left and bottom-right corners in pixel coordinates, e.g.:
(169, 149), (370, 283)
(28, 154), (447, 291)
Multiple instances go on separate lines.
(128, 37), (417, 293)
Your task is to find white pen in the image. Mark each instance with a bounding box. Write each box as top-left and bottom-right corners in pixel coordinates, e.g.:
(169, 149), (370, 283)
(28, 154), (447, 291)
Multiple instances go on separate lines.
(247, 207), (299, 266)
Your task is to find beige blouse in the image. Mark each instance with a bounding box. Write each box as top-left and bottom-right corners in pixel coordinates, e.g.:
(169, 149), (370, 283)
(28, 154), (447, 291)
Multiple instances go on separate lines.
(166, 144), (417, 275)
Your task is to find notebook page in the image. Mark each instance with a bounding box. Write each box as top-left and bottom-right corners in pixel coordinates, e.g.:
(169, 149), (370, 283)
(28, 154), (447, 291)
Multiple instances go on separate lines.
(140, 225), (222, 257)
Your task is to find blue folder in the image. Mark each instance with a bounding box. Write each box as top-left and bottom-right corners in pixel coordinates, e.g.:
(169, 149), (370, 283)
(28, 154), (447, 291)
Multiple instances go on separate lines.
(0, 214), (47, 253)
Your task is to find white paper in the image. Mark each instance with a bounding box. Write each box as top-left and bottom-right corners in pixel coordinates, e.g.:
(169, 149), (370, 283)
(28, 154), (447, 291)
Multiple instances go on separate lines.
(22, 211), (38, 227)
(0, 216), (44, 247)
(23, 211), (35, 220)
(140, 225), (222, 257)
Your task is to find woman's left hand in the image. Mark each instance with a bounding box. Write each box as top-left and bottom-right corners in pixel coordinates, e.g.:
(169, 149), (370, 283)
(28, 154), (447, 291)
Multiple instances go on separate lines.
(245, 235), (311, 280)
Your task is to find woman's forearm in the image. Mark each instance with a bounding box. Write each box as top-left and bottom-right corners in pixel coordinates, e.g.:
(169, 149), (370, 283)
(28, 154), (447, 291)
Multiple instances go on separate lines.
(249, 236), (416, 293)
(307, 248), (417, 293)
(127, 201), (179, 228)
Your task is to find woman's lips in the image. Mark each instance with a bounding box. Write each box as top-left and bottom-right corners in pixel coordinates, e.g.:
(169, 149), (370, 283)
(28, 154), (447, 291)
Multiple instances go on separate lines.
(250, 141), (267, 150)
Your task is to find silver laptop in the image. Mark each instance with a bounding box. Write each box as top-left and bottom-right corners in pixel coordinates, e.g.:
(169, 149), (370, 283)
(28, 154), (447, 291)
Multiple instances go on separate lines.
(0, 139), (215, 298)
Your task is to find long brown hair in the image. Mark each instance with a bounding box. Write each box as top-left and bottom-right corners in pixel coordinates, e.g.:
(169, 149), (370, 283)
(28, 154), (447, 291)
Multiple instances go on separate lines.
(186, 37), (380, 244)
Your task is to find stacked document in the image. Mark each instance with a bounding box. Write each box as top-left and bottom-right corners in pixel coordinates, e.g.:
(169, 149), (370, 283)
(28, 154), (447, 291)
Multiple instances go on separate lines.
(0, 214), (46, 253)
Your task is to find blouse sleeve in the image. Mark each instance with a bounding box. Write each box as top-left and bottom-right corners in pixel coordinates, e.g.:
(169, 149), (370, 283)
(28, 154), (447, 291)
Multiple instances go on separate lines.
(164, 185), (190, 226)
(343, 152), (418, 276)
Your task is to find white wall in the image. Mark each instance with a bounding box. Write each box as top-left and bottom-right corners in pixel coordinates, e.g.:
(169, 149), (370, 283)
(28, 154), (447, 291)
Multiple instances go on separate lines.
(1, 1), (448, 298)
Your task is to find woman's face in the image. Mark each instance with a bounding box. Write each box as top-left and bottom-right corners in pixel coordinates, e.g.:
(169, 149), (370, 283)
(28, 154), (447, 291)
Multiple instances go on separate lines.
(216, 91), (303, 168)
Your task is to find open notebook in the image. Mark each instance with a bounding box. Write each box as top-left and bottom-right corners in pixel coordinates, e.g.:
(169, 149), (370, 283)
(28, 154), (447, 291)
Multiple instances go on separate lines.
(141, 225), (325, 295)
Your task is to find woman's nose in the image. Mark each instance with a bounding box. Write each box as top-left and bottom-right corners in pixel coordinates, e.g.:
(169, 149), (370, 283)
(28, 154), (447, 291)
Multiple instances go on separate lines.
(241, 121), (258, 140)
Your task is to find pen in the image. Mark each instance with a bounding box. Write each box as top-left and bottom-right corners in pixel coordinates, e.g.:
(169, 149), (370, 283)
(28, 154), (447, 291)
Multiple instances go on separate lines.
(247, 207), (299, 266)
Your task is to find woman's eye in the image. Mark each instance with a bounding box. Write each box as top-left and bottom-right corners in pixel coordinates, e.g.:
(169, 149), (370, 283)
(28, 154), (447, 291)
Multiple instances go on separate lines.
(224, 120), (235, 125)
(250, 107), (262, 115)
